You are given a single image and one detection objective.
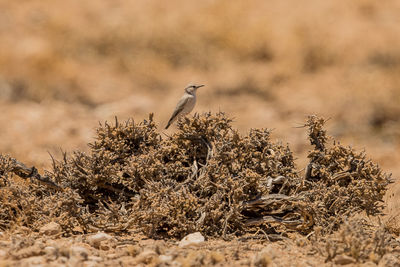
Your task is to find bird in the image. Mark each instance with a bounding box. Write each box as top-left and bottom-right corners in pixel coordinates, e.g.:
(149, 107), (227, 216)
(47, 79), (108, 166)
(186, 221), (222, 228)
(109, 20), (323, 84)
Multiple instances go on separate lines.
(165, 83), (204, 129)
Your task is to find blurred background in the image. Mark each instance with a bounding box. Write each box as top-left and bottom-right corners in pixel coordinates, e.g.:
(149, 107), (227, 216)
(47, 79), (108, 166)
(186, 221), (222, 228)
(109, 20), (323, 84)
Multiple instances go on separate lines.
(0, 0), (399, 214)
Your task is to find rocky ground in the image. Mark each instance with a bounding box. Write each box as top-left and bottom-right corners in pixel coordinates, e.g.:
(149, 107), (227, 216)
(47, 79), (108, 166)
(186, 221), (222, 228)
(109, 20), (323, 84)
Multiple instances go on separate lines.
(0, 224), (398, 266)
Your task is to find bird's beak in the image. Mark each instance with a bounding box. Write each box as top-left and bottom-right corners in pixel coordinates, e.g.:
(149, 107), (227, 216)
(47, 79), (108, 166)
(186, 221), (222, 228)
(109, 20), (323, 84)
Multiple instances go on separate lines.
(196, 85), (205, 89)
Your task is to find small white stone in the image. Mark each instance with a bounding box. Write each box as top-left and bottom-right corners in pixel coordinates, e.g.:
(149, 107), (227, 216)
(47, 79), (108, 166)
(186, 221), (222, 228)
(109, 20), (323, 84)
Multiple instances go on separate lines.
(87, 232), (113, 248)
(178, 232), (205, 248)
(39, 222), (61, 236)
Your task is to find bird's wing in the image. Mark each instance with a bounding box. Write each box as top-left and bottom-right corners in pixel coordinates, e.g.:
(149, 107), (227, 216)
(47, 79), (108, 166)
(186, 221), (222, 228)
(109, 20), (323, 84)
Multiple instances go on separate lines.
(165, 97), (189, 129)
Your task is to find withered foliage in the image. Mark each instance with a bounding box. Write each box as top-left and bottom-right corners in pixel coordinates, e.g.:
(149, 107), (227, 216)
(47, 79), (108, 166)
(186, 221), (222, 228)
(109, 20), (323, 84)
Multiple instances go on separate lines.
(303, 115), (392, 233)
(0, 155), (83, 232)
(51, 115), (159, 204)
(0, 113), (394, 242)
(311, 218), (399, 264)
(0, 155), (13, 187)
(49, 112), (299, 237)
(133, 113), (299, 237)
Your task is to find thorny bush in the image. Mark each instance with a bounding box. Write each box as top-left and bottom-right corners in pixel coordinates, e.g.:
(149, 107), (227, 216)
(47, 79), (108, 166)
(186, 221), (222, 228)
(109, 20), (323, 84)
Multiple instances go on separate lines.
(311, 217), (398, 264)
(303, 116), (391, 233)
(0, 113), (393, 240)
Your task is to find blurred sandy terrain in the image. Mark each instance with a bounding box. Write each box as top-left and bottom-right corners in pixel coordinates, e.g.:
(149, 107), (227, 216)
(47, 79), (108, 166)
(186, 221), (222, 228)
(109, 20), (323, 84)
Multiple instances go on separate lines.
(1, 0), (400, 225)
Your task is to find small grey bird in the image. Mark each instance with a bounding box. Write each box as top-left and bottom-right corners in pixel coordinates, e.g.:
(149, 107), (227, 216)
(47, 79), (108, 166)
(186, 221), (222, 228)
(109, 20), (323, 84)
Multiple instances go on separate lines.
(165, 84), (204, 129)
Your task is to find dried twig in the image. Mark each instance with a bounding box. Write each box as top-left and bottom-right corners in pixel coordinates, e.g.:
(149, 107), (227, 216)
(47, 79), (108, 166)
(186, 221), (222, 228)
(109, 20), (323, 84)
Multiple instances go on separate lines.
(11, 160), (62, 190)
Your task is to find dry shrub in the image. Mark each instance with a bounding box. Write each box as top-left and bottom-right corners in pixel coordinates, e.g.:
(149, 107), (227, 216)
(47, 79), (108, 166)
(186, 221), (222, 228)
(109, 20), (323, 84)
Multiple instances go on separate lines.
(48, 112), (298, 237)
(385, 214), (400, 236)
(133, 113), (299, 237)
(0, 113), (394, 241)
(0, 154), (14, 182)
(50, 115), (158, 205)
(0, 155), (83, 232)
(302, 115), (392, 233)
(311, 217), (399, 264)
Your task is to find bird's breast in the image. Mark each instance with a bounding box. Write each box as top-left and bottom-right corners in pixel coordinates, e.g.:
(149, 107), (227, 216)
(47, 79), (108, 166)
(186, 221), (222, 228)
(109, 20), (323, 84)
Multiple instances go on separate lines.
(182, 96), (196, 114)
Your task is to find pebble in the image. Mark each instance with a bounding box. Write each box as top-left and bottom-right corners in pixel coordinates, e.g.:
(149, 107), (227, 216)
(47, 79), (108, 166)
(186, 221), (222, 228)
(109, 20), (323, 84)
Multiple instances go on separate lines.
(87, 232), (114, 249)
(178, 232), (205, 248)
(39, 222), (61, 236)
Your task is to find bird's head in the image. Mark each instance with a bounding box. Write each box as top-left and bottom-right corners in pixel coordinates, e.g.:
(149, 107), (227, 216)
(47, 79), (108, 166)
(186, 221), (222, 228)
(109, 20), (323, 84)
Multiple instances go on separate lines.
(184, 83), (204, 95)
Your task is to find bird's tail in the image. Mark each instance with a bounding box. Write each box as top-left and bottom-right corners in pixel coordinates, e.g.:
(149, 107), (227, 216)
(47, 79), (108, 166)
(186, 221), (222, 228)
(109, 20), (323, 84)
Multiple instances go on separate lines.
(165, 112), (179, 129)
